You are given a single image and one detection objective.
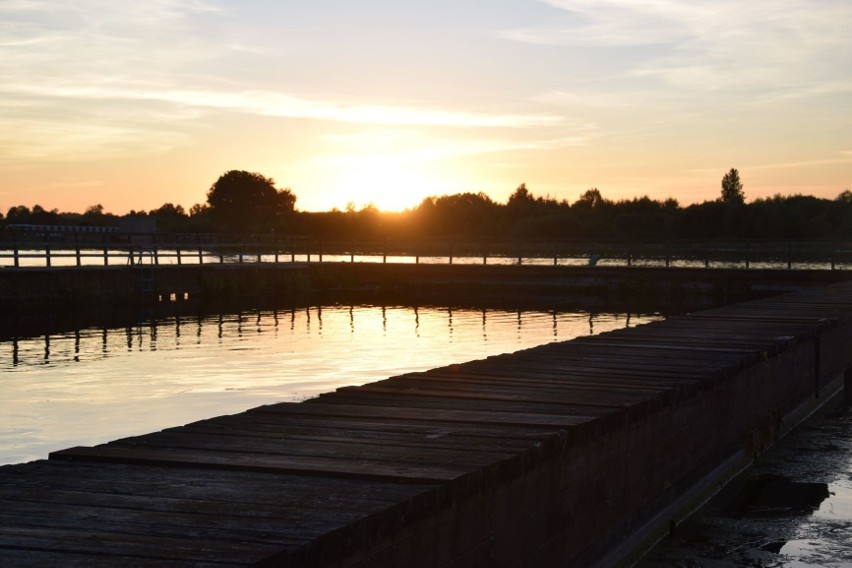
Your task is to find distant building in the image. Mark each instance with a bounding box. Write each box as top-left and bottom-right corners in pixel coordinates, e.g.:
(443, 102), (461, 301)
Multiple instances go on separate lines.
(118, 217), (157, 234)
(5, 223), (118, 235)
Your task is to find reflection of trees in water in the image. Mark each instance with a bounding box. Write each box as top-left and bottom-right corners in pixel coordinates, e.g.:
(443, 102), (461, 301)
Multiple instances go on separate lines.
(1, 306), (642, 368)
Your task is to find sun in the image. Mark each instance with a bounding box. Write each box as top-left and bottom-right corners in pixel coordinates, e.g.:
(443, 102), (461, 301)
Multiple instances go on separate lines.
(327, 154), (444, 212)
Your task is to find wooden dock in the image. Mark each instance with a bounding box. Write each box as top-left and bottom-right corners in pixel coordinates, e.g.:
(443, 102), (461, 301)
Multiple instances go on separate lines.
(2, 282), (852, 566)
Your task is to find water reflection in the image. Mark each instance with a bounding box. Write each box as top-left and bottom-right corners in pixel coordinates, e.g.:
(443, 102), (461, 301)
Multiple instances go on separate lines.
(0, 305), (661, 466)
(2, 306), (655, 369)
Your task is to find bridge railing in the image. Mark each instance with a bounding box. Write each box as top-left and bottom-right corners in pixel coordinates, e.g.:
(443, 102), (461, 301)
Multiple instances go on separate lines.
(0, 234), (850, 270)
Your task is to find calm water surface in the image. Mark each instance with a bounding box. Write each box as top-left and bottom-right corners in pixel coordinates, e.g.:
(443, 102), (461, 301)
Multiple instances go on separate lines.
(0, 305), (661, 466)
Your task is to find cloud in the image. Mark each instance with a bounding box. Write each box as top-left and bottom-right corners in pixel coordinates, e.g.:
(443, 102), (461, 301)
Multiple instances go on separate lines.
(748, 156), (852, 171)
(0, 1), (565, 163)
(502, 1), (852, 97)
(4, 82), (563, 129)
(315, 127), (599, 168)
(688, 152), (852, 174)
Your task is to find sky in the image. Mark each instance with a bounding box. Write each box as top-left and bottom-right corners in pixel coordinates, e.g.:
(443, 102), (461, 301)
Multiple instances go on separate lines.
(1, 0), (851, 214)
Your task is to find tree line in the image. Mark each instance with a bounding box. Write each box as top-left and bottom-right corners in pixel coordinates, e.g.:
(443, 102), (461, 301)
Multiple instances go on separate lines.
(2, 168), (851, 240)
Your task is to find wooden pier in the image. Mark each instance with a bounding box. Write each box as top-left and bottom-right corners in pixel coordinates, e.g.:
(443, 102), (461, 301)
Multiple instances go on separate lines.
(2, 282), (852, 566)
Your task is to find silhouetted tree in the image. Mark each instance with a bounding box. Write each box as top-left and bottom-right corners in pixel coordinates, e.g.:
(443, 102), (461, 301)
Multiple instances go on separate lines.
(5, 205), (31, 224)
(574, 188), (606, 209)
(206, 170), (296, 231)
(412, 192), (500, 236)
(508, 183), (532, 202)
(720, 168), (745, 204)
(149, 203), (188, 232)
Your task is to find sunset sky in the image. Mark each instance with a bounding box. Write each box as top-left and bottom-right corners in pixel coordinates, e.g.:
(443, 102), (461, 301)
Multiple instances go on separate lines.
(2, 1), (851, 213)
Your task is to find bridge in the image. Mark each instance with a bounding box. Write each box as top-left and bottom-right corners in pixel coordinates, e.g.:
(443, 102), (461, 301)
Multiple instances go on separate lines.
(1, 279), (851, 566)
(2, 233), (851, 270)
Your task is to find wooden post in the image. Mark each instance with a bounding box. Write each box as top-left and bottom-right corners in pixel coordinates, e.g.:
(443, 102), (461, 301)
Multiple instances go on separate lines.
(153, 245), (159, 266)
(627, 249), (632, 267)
(274, 237), (279, 264)
(77, 245), (82, 267)
(745, 242), (750, 269)
(831, 241), (836, 271)
(74, 234), (82, 267)
(238, 237), (244, 263)
(102, 246), (108, 266)
(787, 241), (792, 270)
(13, 246), (19, 268)
(46, 244), (51, 267)
(197, 235), (203, 265)
(176, 245), (182, 265)
(291, 239), (295, 263)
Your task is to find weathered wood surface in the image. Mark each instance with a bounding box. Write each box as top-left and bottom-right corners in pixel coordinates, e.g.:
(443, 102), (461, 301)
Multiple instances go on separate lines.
(2, 282), (852, 566)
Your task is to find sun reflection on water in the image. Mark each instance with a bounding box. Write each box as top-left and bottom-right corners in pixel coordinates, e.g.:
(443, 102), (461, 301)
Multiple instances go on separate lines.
(0, 305), (661, 465)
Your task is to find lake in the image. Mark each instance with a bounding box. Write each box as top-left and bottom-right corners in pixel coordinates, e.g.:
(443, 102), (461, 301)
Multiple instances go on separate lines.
(0, 304), (661, 466)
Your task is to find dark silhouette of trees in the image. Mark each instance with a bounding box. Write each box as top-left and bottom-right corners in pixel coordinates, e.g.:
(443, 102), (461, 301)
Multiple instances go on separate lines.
(5, 204), (64, 226)
(5, 205), (31, 224)
(611, 196), (678, 239)
(149, 203), (188, 232)
(721, 168), (745, 204)
(4, 174), (852, 241)
(206, 170), (296, 231)
(574, 188), (607, 209)
(80, 204), (118, 227)
(412, 192), (500, 236)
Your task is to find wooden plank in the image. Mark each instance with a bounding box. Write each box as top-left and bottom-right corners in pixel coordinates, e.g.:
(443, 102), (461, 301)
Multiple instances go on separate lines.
(249, 401), (601, 429)
(0, 500), (309, 547)
(310, 391), (613, 418)
(191, 409), (578, 442)
(0, 525), (280, 565)
(176, 420), (551, 455)
(0, 461), (437, 508)
(0, 548), (187, 567)
(50, 445), (487, 484)
(350, 377), (666, 406)
(99, 429), (522, 471)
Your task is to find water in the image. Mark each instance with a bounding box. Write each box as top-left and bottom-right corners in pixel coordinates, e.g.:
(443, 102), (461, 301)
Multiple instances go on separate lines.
(0, 305), (661, 466)
(1, 247), (849, 270)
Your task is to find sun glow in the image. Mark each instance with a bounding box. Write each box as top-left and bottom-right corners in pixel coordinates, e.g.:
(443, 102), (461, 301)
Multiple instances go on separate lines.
(321, 154), (454, 212)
